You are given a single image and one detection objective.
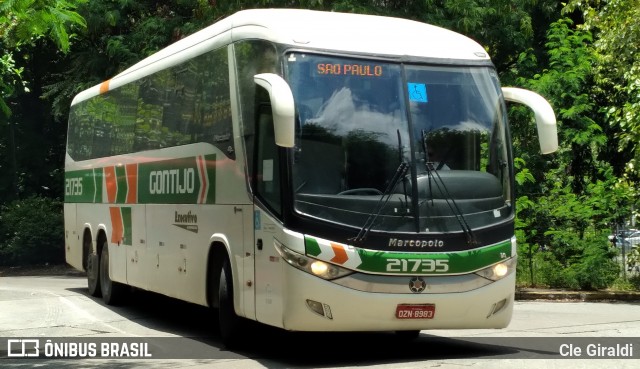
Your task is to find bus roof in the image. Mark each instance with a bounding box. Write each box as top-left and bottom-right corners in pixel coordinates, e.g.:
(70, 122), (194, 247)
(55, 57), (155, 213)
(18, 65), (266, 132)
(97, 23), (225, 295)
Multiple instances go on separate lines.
(72, 9), (490, 105)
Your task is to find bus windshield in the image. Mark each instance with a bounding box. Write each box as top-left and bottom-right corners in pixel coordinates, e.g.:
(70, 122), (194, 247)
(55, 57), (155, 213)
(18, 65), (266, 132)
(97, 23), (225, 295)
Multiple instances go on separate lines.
(286, 53), (512, 235)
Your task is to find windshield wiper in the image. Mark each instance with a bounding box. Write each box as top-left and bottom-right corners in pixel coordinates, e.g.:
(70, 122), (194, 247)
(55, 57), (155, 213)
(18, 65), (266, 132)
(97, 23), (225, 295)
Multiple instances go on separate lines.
(350, 161), (408, 243)
(421, 130), (477, 246)
(351, 130), (409, 243)
(397, 130), (410, 209)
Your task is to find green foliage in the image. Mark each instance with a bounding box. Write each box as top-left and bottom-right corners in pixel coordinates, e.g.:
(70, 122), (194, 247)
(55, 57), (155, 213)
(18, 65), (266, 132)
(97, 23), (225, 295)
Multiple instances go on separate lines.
(0, 0), (86, 119)
(565, 0), (640, 182)
(611, 274), (640, 292)
(0, 0), (87, 51)
(518, 237), (619, 290)
(508, 15), (631, 291)
(516, 168), (623, 288)
(0, 54), (23, 117)
(0, 196), (64, 266)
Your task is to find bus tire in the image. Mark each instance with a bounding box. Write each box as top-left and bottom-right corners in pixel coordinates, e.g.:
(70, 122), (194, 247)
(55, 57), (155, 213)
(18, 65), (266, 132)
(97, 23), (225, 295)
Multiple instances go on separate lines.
(99, 241), (127, 305)
(219, 258), (242, 348)
(87, 251), (101, 297)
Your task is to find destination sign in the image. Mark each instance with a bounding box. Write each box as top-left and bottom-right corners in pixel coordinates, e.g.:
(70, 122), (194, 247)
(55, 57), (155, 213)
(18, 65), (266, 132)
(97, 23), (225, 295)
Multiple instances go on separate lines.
(317, 63), (383, 77)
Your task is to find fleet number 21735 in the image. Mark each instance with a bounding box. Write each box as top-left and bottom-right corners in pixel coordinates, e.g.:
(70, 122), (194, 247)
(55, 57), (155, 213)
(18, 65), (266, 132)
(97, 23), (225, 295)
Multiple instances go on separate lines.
(386, 259), (449, 273)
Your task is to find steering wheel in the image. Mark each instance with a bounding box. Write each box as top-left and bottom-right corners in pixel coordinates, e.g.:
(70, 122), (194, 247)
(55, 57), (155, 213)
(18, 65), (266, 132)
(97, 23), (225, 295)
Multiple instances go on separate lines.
(337, 188), (383, 196)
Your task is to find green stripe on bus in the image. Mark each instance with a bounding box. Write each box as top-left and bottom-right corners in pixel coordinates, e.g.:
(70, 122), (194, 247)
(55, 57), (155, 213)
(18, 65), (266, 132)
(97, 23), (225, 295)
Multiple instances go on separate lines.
(205, 154), (216, 204)
(93, 168), (103, 202)
(305, 237), (322, 257)
(303, 235), (512, 275)
(64, 169), (98, 203)
(66, 155), (218, 205)
(138, 157), (202, 204)
(115, 165), (128, 204)
(355, 240), (512, 274)
(121, 207), (132, 246)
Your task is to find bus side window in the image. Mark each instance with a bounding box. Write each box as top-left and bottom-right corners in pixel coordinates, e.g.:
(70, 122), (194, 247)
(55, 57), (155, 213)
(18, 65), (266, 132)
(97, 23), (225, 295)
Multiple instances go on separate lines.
(254, 99), (282, 216)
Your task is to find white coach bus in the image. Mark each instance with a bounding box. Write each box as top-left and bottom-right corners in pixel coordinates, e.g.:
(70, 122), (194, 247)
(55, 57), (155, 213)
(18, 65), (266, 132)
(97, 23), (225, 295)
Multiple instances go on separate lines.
(64, 9), (557, 345)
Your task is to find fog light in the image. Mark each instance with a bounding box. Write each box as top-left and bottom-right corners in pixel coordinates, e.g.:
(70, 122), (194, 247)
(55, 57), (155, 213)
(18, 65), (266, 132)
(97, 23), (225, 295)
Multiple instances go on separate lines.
(494, 298), (507, 313)
(487, 298), (509, 318)
(306, 299), (333, 319)
(307, 299), (324, 316)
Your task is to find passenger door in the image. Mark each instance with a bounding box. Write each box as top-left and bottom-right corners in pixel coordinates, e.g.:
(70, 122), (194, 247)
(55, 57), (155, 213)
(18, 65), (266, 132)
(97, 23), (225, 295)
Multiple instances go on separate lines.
(252, 101), (286, 326)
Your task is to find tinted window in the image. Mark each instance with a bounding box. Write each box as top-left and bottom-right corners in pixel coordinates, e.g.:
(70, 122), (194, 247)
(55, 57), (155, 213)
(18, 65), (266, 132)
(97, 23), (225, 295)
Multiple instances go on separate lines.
(67, 47), (233, 160)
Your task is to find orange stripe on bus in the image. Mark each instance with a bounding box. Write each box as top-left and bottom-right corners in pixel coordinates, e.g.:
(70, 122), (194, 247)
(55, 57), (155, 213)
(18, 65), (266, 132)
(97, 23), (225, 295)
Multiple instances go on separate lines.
(104, 166), (117, 204)
(125, 163), (137, 204)
(99, 80), (111, 94)
(109, 207), (124, 244)
(330, 243), (348, 264)
(197, 155), (207, 204)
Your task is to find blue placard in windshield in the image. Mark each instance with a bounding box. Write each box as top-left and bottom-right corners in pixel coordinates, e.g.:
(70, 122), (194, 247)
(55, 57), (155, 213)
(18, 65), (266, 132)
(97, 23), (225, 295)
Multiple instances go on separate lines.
(408, 83), (428, 103)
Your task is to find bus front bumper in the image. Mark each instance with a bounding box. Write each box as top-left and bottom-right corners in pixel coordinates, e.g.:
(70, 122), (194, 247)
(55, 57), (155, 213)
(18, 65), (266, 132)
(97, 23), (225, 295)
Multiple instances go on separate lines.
(280, 266), (515, 332)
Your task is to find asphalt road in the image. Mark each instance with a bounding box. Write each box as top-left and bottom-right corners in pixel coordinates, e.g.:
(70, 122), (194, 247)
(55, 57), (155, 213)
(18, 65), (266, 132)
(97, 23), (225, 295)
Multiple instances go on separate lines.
(1, 275), (639, 368)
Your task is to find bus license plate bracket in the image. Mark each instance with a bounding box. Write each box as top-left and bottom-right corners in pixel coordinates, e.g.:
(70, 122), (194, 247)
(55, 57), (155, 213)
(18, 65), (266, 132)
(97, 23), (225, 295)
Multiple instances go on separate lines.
(395, 304), (435, 319)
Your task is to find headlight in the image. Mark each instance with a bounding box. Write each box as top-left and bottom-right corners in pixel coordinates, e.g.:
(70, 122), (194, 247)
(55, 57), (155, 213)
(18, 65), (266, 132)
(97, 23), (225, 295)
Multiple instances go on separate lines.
(475, 256), (517, 281)
(274, 241), (353, 280)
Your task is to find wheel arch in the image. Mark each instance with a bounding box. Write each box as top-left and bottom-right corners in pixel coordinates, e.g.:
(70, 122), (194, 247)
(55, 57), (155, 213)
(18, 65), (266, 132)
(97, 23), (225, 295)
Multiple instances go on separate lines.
(95, 226), (109, 259)
(81, 225), (93, 271)
(206, 234), (232, 309)
(81, 224), (109, 270)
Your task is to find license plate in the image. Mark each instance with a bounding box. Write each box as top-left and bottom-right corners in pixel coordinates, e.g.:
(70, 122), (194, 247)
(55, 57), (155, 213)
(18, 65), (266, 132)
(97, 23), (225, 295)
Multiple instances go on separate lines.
(395, 304), (436, 319)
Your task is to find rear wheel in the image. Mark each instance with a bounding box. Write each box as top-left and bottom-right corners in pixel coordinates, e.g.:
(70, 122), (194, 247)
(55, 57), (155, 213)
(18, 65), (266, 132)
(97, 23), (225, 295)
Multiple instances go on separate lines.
(87, 251), (101, 297)
(218, 258), (243, 348)
(85, 233), (101, 297)
(99, 241), (127, 305)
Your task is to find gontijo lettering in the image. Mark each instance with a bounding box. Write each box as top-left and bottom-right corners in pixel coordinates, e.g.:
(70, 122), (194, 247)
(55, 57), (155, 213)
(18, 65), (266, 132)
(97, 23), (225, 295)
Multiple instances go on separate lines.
(317, 63), (383, 76)
(149, 168), (195, 195)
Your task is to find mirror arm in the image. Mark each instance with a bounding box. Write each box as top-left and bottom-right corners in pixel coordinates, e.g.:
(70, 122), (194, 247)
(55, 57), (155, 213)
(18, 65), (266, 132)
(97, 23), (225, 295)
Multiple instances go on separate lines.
(502, 87), (558, 154)
(254, 73), (295, 148)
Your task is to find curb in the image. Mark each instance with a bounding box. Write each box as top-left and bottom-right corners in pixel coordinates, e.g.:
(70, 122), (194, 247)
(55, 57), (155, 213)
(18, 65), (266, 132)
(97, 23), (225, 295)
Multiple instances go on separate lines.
(516, 289), (640, 302)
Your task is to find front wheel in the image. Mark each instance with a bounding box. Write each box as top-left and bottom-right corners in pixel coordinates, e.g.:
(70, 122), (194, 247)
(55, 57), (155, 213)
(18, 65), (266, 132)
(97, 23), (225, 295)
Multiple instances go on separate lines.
(218, 258), (243, 348)
(99, 241), (127, 305)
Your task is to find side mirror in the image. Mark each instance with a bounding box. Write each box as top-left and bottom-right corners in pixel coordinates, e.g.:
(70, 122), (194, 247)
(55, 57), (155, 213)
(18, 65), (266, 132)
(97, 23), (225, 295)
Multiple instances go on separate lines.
(253, 73), (295, 148)
(502, 87), (558, 154)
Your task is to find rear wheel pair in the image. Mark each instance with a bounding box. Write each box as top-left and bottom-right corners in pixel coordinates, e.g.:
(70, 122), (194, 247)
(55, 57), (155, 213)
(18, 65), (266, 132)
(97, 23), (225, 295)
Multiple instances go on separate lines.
(85, 237), (126, 304)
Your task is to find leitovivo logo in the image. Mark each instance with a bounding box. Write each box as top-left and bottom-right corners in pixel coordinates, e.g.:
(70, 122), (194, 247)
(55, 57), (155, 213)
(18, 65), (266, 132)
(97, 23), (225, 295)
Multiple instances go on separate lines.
(173, 210), (199, 233)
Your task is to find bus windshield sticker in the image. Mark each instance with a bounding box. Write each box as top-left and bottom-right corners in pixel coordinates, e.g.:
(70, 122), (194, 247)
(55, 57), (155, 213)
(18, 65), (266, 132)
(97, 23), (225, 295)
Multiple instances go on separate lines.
(408, 82), (428, 103)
